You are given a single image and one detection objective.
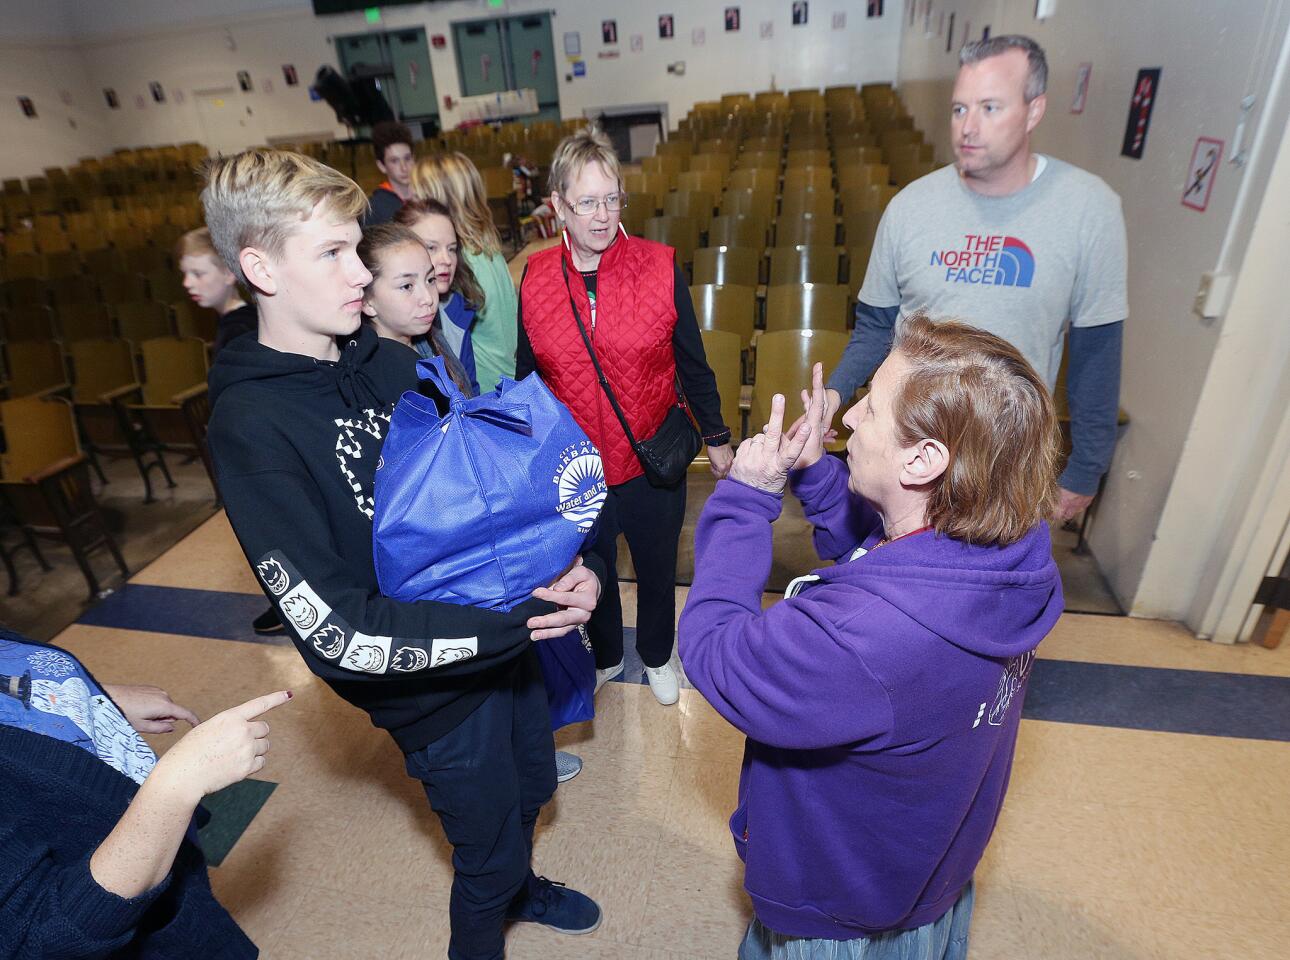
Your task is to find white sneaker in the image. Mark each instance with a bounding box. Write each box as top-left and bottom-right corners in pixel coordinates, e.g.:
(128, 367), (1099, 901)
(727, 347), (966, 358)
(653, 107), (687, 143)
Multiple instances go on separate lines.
(594, 659), (624, 695)
(644, 663), (679, 705)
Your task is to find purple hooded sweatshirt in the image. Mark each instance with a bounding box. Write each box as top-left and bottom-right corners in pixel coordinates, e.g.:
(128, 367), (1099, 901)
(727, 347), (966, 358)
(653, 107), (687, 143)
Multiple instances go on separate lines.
(678, 456), (1063, 940)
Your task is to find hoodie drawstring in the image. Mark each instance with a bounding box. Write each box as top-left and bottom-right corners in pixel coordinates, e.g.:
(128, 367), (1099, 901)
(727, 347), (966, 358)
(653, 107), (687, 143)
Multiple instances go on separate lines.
(337, 340), (384, 409)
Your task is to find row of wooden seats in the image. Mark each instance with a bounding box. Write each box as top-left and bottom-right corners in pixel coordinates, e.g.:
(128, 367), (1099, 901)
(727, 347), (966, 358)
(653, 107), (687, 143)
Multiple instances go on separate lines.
(4, 269), (194, 314)
(4, 205), (199, 256)
(1, 297), (215, 348)
(0, 394), (129, 599)
(693, 282), (854, 342)
(1, 245), (176, 283)
(698, 327), (850, 445)
(1, 335), (215, 507)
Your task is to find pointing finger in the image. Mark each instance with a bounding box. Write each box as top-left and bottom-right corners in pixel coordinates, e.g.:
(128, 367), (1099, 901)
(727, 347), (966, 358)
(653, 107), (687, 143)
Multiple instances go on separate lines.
(234, 690), (293, 721)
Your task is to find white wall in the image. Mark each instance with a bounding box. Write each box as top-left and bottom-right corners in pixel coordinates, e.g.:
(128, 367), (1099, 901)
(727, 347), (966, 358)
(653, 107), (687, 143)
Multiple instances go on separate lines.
(0, 0), (903, 177)
(0, 39), (114, 180)
(893, 0), (1290, 619)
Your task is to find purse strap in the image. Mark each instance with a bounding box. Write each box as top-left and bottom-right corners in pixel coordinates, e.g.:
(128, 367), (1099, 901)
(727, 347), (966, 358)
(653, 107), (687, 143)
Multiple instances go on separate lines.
(561, 256), (645, 451)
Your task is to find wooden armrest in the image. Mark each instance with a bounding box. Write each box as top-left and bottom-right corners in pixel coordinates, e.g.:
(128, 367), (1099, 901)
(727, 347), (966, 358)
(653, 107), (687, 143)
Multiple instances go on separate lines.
(34, 383), (72, 400)
(101, 382), (143, 404)
(171, 383), (208, 404)
(24, 454), (87, 484)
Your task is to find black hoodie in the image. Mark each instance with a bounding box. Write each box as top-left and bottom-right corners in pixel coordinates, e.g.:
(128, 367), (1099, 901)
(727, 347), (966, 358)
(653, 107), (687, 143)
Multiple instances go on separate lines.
(208, 325), (573, 751)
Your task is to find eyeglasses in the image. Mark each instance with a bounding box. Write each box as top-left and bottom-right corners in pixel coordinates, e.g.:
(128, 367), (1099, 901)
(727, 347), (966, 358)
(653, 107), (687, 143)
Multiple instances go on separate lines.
(564, 193), (628, 216)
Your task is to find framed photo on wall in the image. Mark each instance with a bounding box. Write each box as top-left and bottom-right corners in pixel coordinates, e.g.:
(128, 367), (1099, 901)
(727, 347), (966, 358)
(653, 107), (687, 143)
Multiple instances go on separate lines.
(659, 15), (675, 39)
(725, 7), (740, 31)
(792, 2), (809, 26)
(602, 20), (618, 45)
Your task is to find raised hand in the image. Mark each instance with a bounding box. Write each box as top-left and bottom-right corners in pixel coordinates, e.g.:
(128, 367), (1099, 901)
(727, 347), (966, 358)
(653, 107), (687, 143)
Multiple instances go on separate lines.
(729, 392), (816, 495)
(152, 690), (292, 804)
(783, 363), (835, 472)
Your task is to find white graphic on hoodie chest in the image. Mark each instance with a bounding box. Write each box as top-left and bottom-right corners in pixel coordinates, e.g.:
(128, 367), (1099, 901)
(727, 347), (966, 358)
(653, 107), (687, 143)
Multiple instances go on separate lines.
(334, 408), (391, 519)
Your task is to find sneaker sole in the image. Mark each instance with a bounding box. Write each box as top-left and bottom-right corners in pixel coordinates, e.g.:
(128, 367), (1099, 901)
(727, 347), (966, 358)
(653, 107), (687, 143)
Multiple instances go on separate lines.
(509, 913), (603, 936)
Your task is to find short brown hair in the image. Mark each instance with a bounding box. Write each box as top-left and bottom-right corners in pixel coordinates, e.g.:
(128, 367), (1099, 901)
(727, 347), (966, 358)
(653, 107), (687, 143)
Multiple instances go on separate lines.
(201, 149), (368, 288)
(393, 198), (487, 310)
(547, 125), (621, 197)
(891, 314), (1060, 545)
(372, 121), (413, 164)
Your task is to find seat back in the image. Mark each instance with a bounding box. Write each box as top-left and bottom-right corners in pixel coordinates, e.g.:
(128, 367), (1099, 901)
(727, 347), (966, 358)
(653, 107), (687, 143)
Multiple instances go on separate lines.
(115, 300), (173, 343)
(663, 190), (716, 229)
(140, 336), (208, 406)
(70, 337), (137, 403)
(689, 284), (757, 347)
(764, 283), (851, 333)
(699, 329), (744, 441)
(692, 246), (761, 287)
(4, 340), (67, 396)
(0, 395), (80, 481)
(767, 245), (840, 285)
(774, 211), (837, 247)
(644, 216), (700, 268)
(751, 330), (850, 433)
(172, 299), (219, 342)
(2, 304), (56, 342)
(706, 214), (768, 249)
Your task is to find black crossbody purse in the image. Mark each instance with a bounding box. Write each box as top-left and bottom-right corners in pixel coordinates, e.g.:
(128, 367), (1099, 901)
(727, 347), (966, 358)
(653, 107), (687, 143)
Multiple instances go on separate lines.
(562, 259), (702, 488)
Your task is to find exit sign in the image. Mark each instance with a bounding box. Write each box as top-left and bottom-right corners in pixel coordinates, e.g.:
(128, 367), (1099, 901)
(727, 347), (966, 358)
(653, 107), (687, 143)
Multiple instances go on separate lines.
(364, 7), (381, 23)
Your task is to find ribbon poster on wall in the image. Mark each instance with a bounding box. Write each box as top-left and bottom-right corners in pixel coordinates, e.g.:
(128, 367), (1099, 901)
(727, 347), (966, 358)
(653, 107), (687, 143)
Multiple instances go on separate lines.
(1071, 63), (1091, 114)
(1181, 137), (1223, 212)
(1121, 67), (1161, 159)
(601, 20), (618, 44)
(725, 7), (740, 31)
(659, 15), (675, 39)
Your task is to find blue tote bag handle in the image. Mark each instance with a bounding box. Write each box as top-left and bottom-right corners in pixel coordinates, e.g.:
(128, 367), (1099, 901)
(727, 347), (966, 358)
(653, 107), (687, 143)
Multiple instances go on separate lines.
(413, 356), (533, 435)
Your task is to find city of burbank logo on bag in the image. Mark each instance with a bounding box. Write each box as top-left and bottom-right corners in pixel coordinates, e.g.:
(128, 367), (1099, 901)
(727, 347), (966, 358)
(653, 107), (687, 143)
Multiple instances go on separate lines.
(553, 441), (608, 532)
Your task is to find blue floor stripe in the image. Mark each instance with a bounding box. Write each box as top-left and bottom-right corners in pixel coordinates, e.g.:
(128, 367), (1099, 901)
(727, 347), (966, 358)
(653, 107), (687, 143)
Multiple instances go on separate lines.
(79, 584), (292, 647)
(77, 583), (1290, 742)
(1023, 659), (1290, 741)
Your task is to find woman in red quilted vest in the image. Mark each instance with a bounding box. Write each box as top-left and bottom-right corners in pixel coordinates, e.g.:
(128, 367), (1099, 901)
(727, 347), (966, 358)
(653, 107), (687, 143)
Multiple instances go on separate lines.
(517, 127), (733, 706)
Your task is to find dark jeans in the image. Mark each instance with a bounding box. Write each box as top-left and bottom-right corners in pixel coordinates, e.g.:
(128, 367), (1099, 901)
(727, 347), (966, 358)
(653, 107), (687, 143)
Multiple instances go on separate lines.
(586, 473), (687, 670)
(404, 650), (557, 960)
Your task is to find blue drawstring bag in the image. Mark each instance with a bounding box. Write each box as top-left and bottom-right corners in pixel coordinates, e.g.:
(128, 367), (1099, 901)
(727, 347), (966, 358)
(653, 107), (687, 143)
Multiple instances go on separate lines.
(373, 356), (603, 728)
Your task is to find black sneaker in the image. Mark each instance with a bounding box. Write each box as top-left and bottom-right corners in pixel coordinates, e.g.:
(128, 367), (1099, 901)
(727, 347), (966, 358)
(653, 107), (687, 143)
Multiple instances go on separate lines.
(252, 606), (286, 636)
(505, 875), (602, 935)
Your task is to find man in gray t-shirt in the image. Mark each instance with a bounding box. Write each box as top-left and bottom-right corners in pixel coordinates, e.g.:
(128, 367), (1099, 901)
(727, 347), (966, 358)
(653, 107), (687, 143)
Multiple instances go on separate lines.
(827, 36), (1126, 521)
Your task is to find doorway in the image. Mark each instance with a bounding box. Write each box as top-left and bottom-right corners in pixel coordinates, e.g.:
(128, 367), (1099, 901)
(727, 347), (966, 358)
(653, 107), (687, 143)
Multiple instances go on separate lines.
(335, 27), (440, 129)
(452, 13), (560, 124)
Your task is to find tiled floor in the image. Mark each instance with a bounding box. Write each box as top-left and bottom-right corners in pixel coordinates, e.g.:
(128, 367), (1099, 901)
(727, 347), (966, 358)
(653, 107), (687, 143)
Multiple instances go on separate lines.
(45, 509), (1290, 959)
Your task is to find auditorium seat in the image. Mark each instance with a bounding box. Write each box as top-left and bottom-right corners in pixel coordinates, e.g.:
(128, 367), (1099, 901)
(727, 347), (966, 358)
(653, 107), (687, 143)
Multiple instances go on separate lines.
(693, 246), (761, 288)
(764, 283), (851, 334)
(768, 245), (841, 286)
(690, 284), (758, 348)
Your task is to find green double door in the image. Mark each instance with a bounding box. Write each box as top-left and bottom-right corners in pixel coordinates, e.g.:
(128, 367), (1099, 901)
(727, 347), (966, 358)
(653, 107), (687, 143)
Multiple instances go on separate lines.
(336, 26), (439, 124)
(453, 13), (560, 123)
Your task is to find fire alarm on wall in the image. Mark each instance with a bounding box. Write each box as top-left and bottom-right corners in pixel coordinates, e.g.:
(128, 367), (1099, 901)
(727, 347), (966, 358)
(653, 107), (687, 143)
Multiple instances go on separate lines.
(431, 34), (446, 49)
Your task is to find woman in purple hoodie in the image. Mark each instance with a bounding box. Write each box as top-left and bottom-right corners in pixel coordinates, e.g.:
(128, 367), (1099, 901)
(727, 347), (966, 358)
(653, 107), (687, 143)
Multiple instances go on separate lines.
(678, 315), (1065, 960)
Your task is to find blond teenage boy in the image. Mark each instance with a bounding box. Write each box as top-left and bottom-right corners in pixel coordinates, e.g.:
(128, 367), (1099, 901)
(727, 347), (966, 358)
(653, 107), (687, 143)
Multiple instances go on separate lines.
(202, 150), (604, 960)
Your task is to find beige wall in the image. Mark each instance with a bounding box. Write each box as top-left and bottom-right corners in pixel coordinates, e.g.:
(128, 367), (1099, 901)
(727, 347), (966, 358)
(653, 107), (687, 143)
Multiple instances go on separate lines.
(1, 0), (904, 178)
(0, 38), (114, 179)
(893, 0), (1290, 619)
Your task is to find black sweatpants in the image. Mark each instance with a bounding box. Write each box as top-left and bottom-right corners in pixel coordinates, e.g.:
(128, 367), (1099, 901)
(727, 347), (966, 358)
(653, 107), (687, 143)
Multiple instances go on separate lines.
(403, 649), (556, 960)
(586, 473), (687, 670)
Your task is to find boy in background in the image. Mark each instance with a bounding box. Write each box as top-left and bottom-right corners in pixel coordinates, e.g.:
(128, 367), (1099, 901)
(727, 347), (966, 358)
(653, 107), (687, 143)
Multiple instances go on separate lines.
(364, 120), (415, 225)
